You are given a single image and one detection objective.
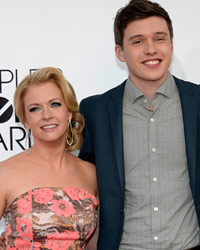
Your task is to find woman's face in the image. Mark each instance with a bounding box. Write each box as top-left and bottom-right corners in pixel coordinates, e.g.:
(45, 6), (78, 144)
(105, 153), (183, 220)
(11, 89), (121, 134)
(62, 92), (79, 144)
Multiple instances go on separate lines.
(23, 81), (72, 144)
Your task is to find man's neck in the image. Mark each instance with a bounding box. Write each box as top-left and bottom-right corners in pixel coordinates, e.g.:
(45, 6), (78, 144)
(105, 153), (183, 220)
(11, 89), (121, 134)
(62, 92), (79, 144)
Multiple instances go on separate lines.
(129, 74), (168, 101)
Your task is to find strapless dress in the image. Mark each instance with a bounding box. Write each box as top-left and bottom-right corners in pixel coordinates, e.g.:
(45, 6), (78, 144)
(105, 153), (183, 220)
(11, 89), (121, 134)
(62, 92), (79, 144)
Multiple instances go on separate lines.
(3, 187), (98, 250)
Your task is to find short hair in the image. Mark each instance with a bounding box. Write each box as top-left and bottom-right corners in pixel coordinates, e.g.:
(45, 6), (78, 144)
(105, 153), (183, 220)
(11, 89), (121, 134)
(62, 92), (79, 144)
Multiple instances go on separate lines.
(114, 0), (173, 48)
(14, 67), (84, 152)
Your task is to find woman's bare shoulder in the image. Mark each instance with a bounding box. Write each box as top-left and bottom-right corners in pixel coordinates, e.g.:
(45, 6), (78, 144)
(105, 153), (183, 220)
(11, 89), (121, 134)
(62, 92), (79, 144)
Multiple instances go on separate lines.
(70, 153), (96, 174)
(0, 152), (26, 171)
(77, 157), (97, 184)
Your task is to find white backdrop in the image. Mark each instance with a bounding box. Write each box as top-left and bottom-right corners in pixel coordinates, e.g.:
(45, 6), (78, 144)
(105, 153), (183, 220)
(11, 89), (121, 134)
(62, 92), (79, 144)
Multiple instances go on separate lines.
(0, 0), (200, 233)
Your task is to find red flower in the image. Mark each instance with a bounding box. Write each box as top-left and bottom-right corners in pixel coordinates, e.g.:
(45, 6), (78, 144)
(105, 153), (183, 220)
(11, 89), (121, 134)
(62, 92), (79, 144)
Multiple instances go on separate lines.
(33, 188), (54, 204)
(16, 217), (32, 240)
(14, 238), (32, 249)
(50, 199), (76, 217)
(17, 193), (32, 215)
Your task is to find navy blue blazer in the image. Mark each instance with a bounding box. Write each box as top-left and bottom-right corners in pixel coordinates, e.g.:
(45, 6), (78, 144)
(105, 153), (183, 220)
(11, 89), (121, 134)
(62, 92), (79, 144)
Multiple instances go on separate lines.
(79, 76), (200, 250)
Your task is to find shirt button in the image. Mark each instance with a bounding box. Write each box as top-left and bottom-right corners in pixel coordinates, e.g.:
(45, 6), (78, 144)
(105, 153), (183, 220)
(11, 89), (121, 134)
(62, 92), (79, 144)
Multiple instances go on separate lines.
(153, 177), (157, 182)
(154, 207), (159, 212)
(150, 117), (155, 122)
(152, 148), (156, 152)
(154, 236), (158, 241)
(144, 99), (147, 103)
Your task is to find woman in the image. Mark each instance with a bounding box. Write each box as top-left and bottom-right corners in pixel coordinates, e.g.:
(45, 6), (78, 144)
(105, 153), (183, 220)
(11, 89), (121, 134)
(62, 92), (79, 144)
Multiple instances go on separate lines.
(0, 67), (99, 250)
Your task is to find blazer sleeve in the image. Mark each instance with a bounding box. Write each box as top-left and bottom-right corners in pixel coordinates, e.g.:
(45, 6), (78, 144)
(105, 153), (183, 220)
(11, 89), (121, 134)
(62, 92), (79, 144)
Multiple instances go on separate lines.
(78, 99), (95, 164)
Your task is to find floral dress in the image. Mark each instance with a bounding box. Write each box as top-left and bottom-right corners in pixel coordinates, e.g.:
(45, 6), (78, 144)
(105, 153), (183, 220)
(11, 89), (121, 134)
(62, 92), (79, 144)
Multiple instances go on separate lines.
(3, 187), (98, 250)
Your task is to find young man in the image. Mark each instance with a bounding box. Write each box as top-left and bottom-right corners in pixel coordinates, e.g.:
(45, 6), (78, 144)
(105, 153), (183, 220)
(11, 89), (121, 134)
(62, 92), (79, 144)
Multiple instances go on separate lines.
(79, 0), (200, 249)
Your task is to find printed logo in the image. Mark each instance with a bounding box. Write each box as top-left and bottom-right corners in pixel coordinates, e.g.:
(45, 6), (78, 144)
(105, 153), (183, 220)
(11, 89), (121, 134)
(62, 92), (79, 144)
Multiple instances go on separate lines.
(0, 97), (13, 123)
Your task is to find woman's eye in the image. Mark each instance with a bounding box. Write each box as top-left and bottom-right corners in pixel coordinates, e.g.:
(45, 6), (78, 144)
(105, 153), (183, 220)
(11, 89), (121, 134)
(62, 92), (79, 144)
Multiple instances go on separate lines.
(29, 107), (40, 112)
(51, 102), (61, 108)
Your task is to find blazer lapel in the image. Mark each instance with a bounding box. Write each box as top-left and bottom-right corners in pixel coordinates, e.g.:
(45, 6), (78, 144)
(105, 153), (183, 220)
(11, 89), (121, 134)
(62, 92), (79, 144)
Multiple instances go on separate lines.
(106, 82), (126, 193)
(175, 77), (198, 194)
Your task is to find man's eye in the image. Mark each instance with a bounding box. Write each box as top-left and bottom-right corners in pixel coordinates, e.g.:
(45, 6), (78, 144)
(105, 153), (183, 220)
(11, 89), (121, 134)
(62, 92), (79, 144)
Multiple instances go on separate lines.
(133, 40), (142, 45)
(29, 107), (40, 112)
(156, 37), (164, 41)
(51, 102), (61, 108)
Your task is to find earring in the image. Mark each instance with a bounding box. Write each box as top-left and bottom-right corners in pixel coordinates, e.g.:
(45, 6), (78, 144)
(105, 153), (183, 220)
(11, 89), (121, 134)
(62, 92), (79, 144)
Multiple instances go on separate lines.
(66, 120), (73, 146)
(25, 129), (32, 155)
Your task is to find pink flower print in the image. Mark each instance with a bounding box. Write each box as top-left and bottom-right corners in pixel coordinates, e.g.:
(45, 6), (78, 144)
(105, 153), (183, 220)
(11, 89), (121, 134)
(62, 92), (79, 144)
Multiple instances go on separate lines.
(50, 199), (76, 217)
(7, 246), (17, 250)
(45, 239), (69, 250)
(46, 231), (80, 250)
(47, 231), (79, 240)
(90, 195), (99, 206)
(63, 187), (80, 200)
(33, 188), (54, 204)
(89, 204), (94, 211)
(64, 187), (94, 201)
(33, 241), (42, 250)
(5, 224), (12, 246)
(17, 193), (32, 215)
(87, 225), (95, 240)
(6, 223), (12, 236)
(16, 217), (33, 240)
(14, 238), (32, 249)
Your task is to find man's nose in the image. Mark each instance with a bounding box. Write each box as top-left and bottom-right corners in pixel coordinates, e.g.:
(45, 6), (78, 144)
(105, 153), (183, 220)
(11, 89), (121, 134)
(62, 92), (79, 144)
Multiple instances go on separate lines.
(144, 40), (157, 55)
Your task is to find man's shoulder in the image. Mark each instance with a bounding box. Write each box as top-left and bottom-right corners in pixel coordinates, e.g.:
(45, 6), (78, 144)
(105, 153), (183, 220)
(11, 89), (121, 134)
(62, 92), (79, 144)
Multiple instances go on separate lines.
(173, 75), (200, 90)
(80, 80), (126, 106)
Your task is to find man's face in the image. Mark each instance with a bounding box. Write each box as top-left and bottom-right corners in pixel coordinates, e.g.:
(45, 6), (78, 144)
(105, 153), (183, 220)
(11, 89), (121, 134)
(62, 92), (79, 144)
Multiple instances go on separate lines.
(115, 16), (173, 86)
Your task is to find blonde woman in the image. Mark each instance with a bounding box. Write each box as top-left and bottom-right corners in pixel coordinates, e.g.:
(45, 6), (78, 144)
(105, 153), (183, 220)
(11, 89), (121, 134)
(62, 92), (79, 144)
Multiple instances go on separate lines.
(0, 67), (99, 250)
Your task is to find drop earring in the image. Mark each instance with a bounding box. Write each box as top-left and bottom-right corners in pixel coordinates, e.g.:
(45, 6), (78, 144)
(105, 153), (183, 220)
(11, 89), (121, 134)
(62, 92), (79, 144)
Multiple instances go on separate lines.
(66, 120), (73, 146)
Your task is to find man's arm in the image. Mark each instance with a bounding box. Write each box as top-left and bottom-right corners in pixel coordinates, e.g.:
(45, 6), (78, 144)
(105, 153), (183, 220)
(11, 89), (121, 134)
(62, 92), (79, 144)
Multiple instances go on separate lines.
(79, 100), (95, 164)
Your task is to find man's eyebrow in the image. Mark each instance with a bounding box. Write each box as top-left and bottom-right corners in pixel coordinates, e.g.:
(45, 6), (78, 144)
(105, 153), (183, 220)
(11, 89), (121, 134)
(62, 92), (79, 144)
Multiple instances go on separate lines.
(128, 31), (169, 42)
(128, 34), (143, 42)
(154, 31), (169, 36)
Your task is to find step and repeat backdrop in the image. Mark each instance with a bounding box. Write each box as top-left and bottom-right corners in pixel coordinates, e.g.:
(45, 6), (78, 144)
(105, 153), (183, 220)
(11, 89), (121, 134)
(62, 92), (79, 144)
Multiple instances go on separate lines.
(0, 0), (200, 232)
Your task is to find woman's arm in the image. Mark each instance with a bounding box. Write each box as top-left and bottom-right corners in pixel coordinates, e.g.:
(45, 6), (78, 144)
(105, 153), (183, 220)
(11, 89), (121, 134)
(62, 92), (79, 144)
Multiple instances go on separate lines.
(0, 232), (6, 250)
(86, 205), (99, 250)
(0, 163), (7, 250)
(0, 163), (7, 219)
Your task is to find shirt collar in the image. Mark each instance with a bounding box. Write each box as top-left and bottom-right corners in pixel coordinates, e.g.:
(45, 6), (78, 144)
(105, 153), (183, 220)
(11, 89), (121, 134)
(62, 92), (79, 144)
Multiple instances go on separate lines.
(124, 72), (176, 103)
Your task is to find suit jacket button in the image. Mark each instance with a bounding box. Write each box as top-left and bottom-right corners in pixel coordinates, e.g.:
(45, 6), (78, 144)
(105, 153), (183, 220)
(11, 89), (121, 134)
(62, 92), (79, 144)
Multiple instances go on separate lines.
(120, 208), (123, 213)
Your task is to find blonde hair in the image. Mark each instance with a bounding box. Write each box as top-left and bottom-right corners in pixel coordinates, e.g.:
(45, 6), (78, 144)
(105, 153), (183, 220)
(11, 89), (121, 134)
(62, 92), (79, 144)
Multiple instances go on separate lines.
(14, 67), (84, 151)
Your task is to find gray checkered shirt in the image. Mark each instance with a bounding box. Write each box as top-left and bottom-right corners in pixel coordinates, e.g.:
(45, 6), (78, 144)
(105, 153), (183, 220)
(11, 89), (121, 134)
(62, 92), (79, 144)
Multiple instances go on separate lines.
(119, 73), (200, 250)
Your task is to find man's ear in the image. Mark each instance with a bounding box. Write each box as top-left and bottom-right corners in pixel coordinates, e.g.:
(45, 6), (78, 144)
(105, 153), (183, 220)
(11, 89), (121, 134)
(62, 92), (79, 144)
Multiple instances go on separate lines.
(115, 45), (126, 62)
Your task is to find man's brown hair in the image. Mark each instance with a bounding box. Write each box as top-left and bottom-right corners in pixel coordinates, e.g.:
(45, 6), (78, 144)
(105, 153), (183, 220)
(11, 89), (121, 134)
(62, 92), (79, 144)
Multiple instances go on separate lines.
(114, 0), (173, 48)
